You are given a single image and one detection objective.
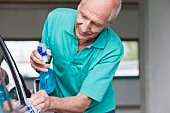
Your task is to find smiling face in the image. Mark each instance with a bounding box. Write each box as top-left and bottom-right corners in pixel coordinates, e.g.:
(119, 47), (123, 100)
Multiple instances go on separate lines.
(75, 0), (115, 43)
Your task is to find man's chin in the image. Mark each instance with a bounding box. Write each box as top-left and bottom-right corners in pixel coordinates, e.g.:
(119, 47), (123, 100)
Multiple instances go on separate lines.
(76, 34), (85, 39)
(77, 35), (91, 40)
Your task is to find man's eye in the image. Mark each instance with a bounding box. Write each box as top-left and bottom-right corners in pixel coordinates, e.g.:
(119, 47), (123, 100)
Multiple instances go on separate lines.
(81, 15), (87, 19)
(93, 22), (102, 27)
(94, 24), (100, 27)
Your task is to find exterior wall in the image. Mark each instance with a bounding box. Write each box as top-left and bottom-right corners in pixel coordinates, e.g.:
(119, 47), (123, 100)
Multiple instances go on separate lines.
(141, 0), (170, 113)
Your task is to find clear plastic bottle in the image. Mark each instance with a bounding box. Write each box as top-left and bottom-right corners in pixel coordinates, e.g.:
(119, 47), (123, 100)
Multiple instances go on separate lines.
(37, 43), (56, 95)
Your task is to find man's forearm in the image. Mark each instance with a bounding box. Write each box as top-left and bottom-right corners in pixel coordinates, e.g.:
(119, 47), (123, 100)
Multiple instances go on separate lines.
(48, 93), (91, 113)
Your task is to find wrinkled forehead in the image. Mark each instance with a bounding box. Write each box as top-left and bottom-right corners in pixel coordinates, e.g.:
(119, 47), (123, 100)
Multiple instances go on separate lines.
(79, 0), (115, 18)
(80, 0), (117, 9)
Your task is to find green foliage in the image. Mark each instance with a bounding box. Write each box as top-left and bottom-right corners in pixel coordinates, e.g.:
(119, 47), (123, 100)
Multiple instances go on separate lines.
(122, 41), (138, 61)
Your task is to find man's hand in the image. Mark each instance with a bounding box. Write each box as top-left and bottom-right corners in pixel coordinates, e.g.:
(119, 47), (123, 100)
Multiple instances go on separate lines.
(3, 99), (18, 111)
(29, 90), (50, 112)
(3, 99), (34, 113)
(29, 90), (91, 113)
(30, 50), (50, 72)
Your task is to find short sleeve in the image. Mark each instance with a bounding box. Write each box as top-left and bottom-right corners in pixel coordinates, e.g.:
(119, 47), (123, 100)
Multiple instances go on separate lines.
(80, 49), (123, 102)
(41, 8), (71, 49)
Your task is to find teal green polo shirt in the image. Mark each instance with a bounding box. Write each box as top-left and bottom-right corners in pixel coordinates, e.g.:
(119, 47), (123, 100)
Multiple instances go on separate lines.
(41, 8), (124, 113)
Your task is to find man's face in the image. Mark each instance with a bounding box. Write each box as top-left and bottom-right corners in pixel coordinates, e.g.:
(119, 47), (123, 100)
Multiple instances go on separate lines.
(75, 0), (112, 41)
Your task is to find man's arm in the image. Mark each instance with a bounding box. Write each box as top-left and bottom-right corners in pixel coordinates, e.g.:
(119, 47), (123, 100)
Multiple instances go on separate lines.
(30, 90), (91, 113)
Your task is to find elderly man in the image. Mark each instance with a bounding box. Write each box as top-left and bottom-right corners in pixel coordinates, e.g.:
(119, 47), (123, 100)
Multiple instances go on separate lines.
(30, 0), (124, 112)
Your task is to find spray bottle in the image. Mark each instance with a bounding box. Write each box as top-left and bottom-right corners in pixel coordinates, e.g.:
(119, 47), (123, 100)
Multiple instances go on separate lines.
(37, 43), (56, 95)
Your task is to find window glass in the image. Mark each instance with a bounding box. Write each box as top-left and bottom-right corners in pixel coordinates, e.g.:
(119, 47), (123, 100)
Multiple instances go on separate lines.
(0, 49), (19, 111)
(0, 38), (30, 112)
(115, 40), (139, 77)
(1, 59), (17, 100)
(5, 41), (39, 78)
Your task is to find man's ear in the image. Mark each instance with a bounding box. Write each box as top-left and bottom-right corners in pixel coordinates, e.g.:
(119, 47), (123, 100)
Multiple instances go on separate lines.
(109, 19), (114, 24)
(106, 19), (114, 27)
(105, 21), (111, 28)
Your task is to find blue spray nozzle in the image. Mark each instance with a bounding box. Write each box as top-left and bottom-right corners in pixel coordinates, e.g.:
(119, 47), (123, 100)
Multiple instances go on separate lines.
(41, 52), (47, 57)
(37, 46), (43, 53)
(37, 43), (49, 63)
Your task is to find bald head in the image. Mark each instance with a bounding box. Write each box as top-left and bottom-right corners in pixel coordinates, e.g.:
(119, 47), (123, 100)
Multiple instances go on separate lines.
(80, 0), (122, 21)
(75, 0), (121, 41)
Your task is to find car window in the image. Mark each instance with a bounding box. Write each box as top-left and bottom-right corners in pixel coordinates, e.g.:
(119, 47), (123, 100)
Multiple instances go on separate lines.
(0, 41), (20, 112)
(0, 36), (39, 113)
(1, 59), (18, 99)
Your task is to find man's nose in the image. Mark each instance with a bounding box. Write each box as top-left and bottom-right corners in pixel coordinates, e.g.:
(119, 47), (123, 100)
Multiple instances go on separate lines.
(81, 20), (91, 33)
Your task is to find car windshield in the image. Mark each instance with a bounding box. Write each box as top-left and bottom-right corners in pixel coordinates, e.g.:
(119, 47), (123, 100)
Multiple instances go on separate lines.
(0, 36), (37, 113)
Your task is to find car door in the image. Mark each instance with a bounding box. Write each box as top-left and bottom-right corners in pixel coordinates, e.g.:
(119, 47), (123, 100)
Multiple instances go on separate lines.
(0, 36), (39, 113)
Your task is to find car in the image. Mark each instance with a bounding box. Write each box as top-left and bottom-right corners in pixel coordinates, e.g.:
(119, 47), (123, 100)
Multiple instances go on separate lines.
(0, 35), (39, 113)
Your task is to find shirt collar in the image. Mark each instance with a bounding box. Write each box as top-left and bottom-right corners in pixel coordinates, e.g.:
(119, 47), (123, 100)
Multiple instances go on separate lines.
(64, 13), (77, 37)
(91, 28), (109, 49)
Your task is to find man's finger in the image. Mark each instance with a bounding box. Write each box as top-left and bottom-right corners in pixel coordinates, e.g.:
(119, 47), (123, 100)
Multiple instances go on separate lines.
(32, 50), (43, 61)
(30, 60), (50, 72)
(31, 97), (45, 107)
(30, 51), (44, 65)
